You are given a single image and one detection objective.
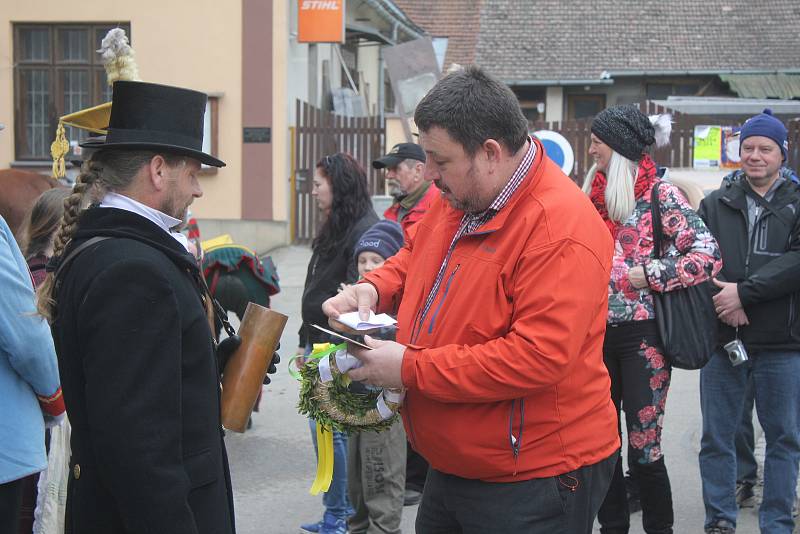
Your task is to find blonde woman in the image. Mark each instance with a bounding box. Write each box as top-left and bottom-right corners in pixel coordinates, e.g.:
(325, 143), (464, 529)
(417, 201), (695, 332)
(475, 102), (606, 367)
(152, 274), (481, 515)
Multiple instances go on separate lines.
(583, 105), (722, 534)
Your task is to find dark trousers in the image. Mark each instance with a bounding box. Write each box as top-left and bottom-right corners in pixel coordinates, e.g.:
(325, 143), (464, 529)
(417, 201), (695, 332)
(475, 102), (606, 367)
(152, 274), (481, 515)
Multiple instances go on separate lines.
(415, 453), (617, 534)
(406, 442), (429, 492)
(0, 478), (24, 534)
(598, 320), (674, 534)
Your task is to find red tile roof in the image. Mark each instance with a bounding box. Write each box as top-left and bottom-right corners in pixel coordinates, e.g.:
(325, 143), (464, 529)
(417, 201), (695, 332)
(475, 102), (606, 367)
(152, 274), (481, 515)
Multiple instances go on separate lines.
(393, 1), (485, 70)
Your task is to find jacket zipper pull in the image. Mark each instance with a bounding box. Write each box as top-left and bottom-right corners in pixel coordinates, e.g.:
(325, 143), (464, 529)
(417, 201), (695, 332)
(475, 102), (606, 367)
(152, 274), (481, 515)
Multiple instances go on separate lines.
(511, 434), (520, 476)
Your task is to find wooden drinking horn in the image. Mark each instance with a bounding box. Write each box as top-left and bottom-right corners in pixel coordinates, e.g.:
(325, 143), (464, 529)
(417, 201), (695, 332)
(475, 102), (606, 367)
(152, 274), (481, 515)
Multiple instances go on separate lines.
(220, 302), (288, 432)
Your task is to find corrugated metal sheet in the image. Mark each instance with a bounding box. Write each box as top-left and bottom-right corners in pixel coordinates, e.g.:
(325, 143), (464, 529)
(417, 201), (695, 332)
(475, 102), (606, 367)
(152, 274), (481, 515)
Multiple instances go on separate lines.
(720, 74), (800, 99)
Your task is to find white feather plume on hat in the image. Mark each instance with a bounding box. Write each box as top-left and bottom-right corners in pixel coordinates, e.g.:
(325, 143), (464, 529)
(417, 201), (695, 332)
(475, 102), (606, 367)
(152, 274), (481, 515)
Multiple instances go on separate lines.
(98, 28), (140, 85)
(51, 28), (140, 177)
(649, 113), (672, 148)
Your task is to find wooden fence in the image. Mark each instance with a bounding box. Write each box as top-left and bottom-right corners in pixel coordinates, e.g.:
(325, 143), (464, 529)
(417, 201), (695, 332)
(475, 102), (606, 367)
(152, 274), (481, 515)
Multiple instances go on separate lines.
(531, 101), (800, 186)
(292, 100), (385, 243)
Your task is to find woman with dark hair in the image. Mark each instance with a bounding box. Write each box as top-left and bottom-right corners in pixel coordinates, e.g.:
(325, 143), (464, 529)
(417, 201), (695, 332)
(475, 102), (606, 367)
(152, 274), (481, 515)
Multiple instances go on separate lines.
(584, 105), (722, 534)
(297, 152), (378, 534)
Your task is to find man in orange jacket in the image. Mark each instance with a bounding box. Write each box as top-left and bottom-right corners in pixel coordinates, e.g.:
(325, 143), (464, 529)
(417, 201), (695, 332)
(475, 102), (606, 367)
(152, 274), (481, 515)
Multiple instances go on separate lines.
(323, 66), (619, 533)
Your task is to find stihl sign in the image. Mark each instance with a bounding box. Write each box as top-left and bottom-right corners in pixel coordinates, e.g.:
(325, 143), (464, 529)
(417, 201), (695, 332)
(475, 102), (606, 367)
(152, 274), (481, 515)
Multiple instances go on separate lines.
(298, 0), (345, 43)
(301, 1), (339, 8)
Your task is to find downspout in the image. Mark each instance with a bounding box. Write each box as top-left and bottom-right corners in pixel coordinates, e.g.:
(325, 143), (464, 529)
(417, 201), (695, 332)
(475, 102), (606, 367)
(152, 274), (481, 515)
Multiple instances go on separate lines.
(378, 44), (386, 119)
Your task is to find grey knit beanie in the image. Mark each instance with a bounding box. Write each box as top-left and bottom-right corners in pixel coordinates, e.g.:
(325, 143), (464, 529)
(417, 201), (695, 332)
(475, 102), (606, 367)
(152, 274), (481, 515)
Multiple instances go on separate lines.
(591, 105), (656, 162)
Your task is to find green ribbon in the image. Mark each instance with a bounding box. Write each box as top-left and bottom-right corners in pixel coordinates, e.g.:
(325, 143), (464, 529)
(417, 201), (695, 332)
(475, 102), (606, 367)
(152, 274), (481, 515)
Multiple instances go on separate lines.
(287, 342), (347, 380)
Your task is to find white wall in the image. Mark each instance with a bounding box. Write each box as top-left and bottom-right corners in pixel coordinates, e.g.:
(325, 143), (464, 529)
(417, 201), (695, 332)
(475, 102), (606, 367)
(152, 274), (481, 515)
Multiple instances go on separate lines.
(545, 86), (564, 122)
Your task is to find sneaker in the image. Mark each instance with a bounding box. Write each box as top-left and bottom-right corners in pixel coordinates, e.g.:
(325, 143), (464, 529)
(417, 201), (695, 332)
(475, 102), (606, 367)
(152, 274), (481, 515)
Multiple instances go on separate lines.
(705, 520), (735, 534)
(735, 481), (756, 508)
(319, 517), (348, 534)
(404, 488), (422, 506)
(299, 519), (323, 533)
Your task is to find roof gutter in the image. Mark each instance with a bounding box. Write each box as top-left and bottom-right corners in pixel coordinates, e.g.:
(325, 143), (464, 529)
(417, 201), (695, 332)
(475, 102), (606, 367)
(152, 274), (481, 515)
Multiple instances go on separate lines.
(346, 23), (395, 45)
(361, 0), (425, 42)
(608, 69), (800, 77)
(504, 79), (615, 86)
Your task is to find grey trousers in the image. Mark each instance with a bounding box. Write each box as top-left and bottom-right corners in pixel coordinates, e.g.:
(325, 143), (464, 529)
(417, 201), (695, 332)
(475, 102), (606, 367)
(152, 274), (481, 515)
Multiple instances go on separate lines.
(347, 419), (407, 534)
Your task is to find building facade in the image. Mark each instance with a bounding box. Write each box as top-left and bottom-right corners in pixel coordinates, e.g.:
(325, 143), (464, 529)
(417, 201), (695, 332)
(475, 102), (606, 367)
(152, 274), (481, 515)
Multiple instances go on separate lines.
(1, 0), (421, 252)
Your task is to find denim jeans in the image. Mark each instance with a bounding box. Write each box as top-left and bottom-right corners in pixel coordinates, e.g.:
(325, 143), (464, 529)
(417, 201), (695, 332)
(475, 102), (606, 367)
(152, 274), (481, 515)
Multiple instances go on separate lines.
(735, 376), (758, 484)
(699, 349), (800, 533)
(309, 418), (353, 520)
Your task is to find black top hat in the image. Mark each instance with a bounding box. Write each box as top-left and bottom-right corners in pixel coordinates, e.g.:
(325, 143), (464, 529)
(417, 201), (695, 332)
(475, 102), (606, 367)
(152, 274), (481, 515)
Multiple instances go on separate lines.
(81, 81), (225, 167)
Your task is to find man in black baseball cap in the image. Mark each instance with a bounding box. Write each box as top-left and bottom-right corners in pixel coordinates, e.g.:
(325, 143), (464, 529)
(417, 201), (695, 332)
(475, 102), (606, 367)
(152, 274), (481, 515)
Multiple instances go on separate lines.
(372, 142), (438, 239)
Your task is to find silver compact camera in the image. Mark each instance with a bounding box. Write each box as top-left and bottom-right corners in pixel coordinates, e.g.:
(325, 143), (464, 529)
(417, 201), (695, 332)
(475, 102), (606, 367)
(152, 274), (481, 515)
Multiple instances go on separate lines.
(724, 339), (749, 367)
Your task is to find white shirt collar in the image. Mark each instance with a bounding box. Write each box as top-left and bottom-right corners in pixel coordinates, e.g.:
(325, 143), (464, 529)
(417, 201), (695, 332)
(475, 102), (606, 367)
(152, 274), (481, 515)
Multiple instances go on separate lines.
(99, 192), (190, 251)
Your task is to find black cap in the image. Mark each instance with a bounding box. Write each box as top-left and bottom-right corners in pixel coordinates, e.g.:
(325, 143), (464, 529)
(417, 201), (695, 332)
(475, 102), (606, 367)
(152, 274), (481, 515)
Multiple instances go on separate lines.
(372, 142), (426, 169)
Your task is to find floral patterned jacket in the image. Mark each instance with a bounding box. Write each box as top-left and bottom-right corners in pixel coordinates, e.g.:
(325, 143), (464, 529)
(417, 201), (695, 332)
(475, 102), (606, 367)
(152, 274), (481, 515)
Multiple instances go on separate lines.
(608, 180), (722, 323)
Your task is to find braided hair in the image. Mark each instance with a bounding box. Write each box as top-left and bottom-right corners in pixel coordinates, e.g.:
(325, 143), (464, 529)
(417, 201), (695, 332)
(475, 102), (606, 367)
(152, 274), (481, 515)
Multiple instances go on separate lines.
(36, 149), (183, 321)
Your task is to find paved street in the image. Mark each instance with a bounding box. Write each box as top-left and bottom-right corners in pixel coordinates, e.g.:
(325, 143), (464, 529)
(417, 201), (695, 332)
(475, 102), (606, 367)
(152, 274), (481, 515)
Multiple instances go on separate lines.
(225, 244), (769, 534)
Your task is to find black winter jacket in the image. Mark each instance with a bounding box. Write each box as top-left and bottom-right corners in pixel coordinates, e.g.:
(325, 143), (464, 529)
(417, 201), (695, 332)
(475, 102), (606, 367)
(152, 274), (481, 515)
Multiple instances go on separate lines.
(698, 173), (800, 351)
(52, 208), (235, 534)
(299, 209), (379, 347)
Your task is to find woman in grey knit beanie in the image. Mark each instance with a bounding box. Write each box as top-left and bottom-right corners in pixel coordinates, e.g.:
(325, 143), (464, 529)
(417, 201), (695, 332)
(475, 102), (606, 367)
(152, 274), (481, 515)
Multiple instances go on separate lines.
(584, 105), (723, 534)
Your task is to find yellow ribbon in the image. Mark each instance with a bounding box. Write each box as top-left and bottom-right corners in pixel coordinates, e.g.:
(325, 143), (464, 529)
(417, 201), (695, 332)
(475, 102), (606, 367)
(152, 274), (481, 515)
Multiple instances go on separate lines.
(309, 421), (334, 495)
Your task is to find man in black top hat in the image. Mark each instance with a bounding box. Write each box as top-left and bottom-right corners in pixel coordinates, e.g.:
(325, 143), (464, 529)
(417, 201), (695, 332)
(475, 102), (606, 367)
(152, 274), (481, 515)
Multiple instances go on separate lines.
(42, 81), (235, 534)
(373, 142), (439, 240)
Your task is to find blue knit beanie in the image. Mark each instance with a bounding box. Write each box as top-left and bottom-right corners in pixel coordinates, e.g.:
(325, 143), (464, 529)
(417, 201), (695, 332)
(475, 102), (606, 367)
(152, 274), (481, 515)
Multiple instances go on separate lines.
(740, 108), (788, 161)
(354, 220), (404, 261)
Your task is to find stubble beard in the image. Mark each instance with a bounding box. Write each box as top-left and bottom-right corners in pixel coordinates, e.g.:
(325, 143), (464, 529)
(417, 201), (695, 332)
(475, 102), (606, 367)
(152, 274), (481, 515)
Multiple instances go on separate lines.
(161, 191), (190, 223)
(446, 163), (491, 214)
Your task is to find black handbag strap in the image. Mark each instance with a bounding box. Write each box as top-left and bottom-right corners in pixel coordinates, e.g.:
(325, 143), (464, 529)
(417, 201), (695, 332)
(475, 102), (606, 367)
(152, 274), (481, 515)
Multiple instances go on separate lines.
(740, 180), (795, 228)
(650, 182), (663, 260)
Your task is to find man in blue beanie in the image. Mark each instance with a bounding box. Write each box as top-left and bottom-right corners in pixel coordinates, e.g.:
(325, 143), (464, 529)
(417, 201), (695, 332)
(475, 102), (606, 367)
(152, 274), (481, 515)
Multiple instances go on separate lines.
(697, 109), (800, 534)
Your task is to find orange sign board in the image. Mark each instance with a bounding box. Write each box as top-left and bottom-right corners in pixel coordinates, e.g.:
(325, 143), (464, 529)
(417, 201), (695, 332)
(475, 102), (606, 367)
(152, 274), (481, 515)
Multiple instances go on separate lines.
(298, 0), (345, 43)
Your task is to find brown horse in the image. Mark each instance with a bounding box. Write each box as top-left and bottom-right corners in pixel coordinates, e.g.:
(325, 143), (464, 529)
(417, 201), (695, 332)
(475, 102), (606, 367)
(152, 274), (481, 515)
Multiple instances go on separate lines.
(0, 169), (64, 243)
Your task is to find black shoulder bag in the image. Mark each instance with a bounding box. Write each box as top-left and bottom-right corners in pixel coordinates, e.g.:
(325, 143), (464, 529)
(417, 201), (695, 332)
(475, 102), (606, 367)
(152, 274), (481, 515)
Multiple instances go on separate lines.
(650, 182), (717, 370)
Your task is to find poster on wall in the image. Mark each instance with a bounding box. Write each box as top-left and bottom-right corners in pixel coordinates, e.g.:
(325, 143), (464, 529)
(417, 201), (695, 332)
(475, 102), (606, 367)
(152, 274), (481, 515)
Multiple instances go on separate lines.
(298, 0), (345, 43)
(720, 126), (742, 169)
(693, 125), (722, 169)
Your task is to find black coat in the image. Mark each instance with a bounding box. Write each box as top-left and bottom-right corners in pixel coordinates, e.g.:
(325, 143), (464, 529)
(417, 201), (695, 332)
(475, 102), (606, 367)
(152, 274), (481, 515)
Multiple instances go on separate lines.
(699, 174), (800, 350)
(298, 209), (378, 347)
(51, 208), (235, 534)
